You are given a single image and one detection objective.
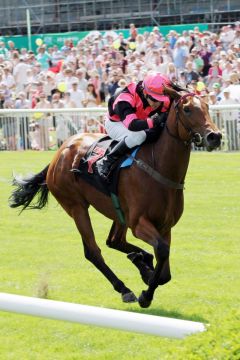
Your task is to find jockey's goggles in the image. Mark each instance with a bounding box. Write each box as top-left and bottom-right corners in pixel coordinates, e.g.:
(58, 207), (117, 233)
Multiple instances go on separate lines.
(146, 94), (160, 103)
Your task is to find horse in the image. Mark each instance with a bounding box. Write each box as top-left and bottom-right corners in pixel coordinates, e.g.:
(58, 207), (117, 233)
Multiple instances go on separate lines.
(9, 86), (222, 308)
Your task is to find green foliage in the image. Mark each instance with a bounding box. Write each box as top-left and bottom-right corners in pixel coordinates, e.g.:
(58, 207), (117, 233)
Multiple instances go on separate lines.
(0, 151), (239, 360)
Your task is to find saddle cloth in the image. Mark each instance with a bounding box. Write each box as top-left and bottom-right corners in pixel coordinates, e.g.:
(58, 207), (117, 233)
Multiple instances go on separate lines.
(71, 135), (139, 197)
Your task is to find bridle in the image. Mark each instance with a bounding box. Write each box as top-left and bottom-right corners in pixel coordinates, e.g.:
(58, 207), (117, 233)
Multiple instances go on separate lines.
(131, 92), (204, 190)
(166, 92), (203, 147)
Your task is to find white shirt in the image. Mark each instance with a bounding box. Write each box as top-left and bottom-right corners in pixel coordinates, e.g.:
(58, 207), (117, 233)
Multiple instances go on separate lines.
(69, 88), (85, 108)
(13, 62), (31, 89)
(77, 78), (88, 94)
(219, 96), (238, 121)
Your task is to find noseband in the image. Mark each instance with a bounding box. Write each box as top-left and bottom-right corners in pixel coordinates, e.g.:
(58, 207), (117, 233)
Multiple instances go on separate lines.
(166, 93), (203, 147)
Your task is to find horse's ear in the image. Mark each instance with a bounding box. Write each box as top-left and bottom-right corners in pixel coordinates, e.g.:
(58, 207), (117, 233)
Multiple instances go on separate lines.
(163, 86), (181, 100)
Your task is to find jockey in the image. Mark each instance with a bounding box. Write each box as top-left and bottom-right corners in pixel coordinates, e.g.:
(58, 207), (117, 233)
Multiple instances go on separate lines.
(97, 72), (172, 180)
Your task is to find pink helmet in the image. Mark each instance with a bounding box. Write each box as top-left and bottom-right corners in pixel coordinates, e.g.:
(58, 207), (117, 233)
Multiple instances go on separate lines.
(143, 72), (171, 102)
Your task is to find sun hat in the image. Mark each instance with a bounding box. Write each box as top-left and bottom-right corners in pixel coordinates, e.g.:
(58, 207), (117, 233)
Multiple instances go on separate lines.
(223, 88), (230, 93)
(212, 82), (221, 89)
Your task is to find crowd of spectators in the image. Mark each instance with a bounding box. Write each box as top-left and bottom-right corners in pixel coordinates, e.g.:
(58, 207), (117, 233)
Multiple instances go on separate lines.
(0, 22), (240, 149)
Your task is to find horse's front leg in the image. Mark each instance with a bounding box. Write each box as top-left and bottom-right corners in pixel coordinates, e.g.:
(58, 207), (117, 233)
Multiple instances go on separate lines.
(134, 217), (171, 308)
(139, 235), (171, 308)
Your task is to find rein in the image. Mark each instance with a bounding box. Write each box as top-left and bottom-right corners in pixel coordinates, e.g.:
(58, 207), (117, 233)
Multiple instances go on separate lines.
(132, 157), (184, 190)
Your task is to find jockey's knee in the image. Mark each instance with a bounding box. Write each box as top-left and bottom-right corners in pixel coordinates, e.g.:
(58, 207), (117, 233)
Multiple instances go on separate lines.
(125, 131), (146, 148)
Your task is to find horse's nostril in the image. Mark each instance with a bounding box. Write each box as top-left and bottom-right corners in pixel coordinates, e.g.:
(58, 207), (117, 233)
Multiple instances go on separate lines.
(207, 133), (215, 141)
(206, 132), (222, 147)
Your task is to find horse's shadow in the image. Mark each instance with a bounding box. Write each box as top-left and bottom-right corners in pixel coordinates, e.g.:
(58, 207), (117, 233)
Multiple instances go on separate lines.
(126, 306), (208, 324)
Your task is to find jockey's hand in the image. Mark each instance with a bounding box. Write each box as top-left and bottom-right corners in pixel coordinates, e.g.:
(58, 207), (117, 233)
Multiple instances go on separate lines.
(152, 113), (168, 129)
(145, 128), (160, 143)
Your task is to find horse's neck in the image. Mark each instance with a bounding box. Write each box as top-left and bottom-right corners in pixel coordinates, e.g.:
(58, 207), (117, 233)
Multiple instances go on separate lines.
(154, 109), (191, 184)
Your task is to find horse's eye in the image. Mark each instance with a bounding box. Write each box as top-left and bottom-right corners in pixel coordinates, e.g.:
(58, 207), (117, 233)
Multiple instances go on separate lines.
(183, 106), (190, 114)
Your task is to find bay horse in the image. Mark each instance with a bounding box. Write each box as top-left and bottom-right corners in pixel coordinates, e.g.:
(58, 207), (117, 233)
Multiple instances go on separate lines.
(9, 86), (222, 308)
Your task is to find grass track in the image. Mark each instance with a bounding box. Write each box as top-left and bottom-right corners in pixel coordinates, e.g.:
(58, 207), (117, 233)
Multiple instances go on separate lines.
(0, 151), (239, 360)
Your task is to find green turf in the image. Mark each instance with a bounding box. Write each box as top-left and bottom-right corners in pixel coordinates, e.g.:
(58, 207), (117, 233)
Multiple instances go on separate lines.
(0, 151), (239, 360)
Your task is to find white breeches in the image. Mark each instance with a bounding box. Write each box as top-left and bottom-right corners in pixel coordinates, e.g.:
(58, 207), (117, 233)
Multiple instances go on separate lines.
(105, 118), (147, 148)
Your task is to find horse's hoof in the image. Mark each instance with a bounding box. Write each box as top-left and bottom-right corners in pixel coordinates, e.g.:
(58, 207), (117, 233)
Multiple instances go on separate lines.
(138, 291), (152, 308)
(122, 291), (138, 303)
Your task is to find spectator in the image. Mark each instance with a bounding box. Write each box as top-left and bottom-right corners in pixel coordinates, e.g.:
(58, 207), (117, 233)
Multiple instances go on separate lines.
(207, 60), (222, 87)
(185, 61), (199, 83)
(152, 54), (168, 73)
(212, 82), (222, 101)
(0, 41), (9, 59)
(173, 40), (188, 71)
(82, 83), (100, 108)
(209, 91), (218, 105)
(62, 91), (76, 108)
(190, 48), (204, 74)
(69, 79), (85, 108)
(129, 23), (138, 42)
(75, 68), (88, 95)
(135, 34), (146, 53)
(27, 81), (44, 108)
(7, 40), (16, 56)
(199, 45), (212, 77)
(15, 92), (30, 109)
(36, 46), (52, 70)
(56, 67), (76, 91)
(15, 92), (31, 149)
(166, 62), (178, 82)
(51, 92), (69, 147)
(107, 71), (120, 97)
(13, 57), (30, 92)
(219, 88), (239, 132)
(1, 91), (17, 150)
(85, 117), (100, 133)
(2, 66), (15, 91)
(43, 72), (56, 101)
(34, 92), (51, 150)
(117, 78), (127, 91)
(219, 88), (238, 105)
(222, 62), (234, 82)
(167, 30), (178, 49)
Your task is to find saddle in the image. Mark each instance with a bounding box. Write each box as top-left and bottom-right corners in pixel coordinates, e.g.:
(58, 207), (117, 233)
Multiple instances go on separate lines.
(71, 136), (139, 224)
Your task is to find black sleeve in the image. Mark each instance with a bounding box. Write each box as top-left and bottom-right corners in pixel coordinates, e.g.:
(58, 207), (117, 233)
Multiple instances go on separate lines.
(114, 101), (149, 131)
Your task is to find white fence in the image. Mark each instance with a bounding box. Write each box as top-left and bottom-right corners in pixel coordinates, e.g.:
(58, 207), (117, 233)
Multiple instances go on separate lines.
(0, 105), (240, 151)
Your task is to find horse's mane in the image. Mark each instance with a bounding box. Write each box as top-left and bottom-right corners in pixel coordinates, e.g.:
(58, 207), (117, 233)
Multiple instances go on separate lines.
(170, 82), (189, 93)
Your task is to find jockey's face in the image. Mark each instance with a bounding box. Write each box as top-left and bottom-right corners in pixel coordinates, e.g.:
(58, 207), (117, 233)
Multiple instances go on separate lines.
(145, 94), (161, 110)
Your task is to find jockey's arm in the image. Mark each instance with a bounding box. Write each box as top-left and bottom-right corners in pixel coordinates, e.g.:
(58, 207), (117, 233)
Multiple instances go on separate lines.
(114, 101), (153, 131)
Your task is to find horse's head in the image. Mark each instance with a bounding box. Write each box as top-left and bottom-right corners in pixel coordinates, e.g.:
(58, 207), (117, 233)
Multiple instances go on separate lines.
(164, 86), (222, 151)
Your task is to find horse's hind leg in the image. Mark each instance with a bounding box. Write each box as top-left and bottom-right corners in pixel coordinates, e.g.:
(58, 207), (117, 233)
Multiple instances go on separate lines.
(72, 207), (137, 303)
(106, 222), (154, 285)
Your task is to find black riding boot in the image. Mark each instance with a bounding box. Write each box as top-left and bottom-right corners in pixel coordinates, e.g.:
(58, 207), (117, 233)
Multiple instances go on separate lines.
(97, 139), (129, 180)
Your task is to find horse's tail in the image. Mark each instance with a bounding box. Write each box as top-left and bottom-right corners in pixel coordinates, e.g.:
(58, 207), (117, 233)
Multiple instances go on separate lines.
(9, 165), (50, 213)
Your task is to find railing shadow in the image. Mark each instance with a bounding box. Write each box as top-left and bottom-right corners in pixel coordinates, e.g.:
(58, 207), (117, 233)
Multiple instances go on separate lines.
(125, 306), (208, 324)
